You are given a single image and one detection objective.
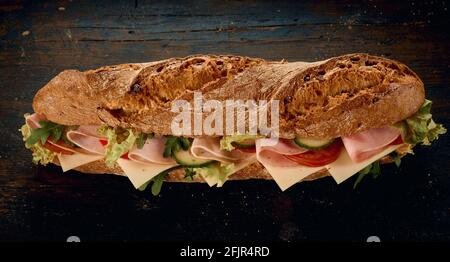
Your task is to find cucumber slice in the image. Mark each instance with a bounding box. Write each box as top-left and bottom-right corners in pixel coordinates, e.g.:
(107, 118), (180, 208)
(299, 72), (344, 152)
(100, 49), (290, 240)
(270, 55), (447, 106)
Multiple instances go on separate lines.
(232, 139), (256, 148)
(294, 137), (335, 150)
(173, 149), (215, 167)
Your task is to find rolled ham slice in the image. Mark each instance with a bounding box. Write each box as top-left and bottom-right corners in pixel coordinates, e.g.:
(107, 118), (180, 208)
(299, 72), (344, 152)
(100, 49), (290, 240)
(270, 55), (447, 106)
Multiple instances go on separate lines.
(255, 138), (308, 167)
(26, 113), (46, 129)
(128, 136), (176, 165)
(342, 127), (400, 163)
(191, 137), (253, 163)
(66, 126), (105, 155)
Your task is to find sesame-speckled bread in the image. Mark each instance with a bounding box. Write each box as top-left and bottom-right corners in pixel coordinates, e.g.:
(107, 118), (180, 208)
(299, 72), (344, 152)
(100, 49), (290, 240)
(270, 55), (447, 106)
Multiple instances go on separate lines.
(33, 53), (423, 182)
(34, 53), (424, 139)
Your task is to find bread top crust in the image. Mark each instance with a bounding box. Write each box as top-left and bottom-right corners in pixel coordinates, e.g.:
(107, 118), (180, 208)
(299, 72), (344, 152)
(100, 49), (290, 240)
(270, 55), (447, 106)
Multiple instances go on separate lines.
(33, 53), (424, 138)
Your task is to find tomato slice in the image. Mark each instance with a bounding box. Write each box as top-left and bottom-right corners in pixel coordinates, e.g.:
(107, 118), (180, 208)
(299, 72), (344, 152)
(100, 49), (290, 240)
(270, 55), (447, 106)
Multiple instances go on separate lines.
(99, 139), (108, 146)
(391, 135), (403, 145)
(284, 139), (343, 167)
(121, 152), (129, 159)
(42, 140), (74, 155)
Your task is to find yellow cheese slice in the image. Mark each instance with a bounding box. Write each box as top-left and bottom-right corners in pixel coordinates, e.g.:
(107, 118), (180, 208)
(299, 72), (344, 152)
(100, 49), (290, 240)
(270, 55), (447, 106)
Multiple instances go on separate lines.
(57, 153), (104, 172)
(116, 158), (177, 188)
(261, 162), (325, 191)
(326, 145), (402, 184)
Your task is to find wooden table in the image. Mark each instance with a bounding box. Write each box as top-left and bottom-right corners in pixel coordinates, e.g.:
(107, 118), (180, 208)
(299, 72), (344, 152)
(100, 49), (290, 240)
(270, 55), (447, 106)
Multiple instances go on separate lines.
(0, 0), (449, 241)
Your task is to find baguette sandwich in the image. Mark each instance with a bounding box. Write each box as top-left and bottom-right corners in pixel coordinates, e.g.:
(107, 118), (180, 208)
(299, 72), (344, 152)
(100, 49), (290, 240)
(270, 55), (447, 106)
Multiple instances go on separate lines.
(21, 54), (446, 195)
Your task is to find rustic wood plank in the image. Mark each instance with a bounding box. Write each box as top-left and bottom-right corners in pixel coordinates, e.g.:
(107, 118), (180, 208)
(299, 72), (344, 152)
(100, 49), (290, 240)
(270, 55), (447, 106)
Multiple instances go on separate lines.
(0, 0), (449, 241)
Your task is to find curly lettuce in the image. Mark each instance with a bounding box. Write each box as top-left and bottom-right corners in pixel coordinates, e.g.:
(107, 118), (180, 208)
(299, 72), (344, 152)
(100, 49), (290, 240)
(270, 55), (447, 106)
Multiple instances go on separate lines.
(220, 134), (262, 151)
(395, 99), (446, 145)
(354, 99), (446, 188)
(20, 115), (56, 165)
(97, 126), (137, 166)
(192, 162), (235, 187)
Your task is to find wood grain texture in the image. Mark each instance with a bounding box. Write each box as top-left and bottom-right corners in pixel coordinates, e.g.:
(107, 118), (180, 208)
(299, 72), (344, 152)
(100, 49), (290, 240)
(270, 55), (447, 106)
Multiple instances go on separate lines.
(0, 0), (449, 241)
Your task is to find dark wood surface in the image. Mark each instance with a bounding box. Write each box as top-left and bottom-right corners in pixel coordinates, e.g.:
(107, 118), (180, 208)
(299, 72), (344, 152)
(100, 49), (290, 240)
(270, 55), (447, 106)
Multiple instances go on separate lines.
(0, 0), (449, 241)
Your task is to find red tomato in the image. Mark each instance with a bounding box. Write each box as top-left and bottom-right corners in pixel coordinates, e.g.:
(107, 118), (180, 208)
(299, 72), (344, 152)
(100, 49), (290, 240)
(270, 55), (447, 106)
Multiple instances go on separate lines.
(43, 140), (74, 155)
(99, 139), (108, 146)
(284, 140), (343, 167)
(391, 136), (403, 145)
(121, 152), (129, 159)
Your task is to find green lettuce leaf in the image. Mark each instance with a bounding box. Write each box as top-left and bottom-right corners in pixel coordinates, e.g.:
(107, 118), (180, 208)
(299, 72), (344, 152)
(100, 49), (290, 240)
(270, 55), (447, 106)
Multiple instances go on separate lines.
(20, 115), (56, 165)
(395, 99), (446, 145)
(192, 162), (235, 187)
(163, 136), (191, 158)
(135, 133), (154, 149)
(220, 134), (262, 151)
(353, 161), (381, 189)
(138, 166), (181, 196)
(98, 126), (137, 167)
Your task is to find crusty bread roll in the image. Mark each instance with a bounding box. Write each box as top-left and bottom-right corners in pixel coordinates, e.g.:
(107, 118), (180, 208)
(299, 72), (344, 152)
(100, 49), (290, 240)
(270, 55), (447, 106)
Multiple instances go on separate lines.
(33, 53), (424, 139)
(32, 53), (423, 183)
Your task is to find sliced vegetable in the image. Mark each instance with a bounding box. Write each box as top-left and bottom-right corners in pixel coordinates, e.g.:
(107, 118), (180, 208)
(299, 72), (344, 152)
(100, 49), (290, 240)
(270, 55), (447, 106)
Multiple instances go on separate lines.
(220, 134), (263, 151)
(173, 149), (215, 167)
(294, 137), (335, 150)
(284, 139), (342, 167)
(232, 138), (256, 153)
(232, 139), (256, 148)
(163, 136), (191, 158)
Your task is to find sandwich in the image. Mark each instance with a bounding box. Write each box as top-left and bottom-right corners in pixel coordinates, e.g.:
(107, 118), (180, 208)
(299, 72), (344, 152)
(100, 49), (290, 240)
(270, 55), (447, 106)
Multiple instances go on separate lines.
(20, 53), (446, 195)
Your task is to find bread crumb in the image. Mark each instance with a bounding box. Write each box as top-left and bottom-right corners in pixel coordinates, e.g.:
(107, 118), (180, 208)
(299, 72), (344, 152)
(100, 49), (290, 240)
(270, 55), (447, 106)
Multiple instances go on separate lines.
(21, 30), (30, 36)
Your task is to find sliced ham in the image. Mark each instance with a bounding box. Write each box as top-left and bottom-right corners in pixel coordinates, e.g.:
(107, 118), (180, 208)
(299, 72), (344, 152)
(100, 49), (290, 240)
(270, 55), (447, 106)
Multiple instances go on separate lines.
(128, 136), (176, 165)
(255, 138), (307, 167)
(66, 126), (105, 155)
(342, 127), (400, 163)
(26, 113), (46, 129)
(191, 137), (253, 163)
(256, 138), (324, 191)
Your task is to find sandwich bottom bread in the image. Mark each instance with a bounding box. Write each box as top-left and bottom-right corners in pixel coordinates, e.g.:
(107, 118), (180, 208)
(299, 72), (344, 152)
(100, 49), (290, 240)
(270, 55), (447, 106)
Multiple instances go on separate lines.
(20, 53), (446, 195)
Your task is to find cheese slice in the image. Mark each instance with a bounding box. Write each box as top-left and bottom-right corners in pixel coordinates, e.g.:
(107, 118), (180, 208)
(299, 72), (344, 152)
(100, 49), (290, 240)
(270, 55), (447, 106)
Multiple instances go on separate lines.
(326, 144), (402, 184)
(57, 153), (104, 172)
(116, 158), (177, 188)
(256, 139), (324, 191)
(260, 159), (325, 191)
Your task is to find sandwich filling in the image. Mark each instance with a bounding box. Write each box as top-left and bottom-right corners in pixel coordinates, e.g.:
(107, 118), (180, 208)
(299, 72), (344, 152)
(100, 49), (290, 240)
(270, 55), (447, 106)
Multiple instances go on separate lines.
(21, 100), (446, 195)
